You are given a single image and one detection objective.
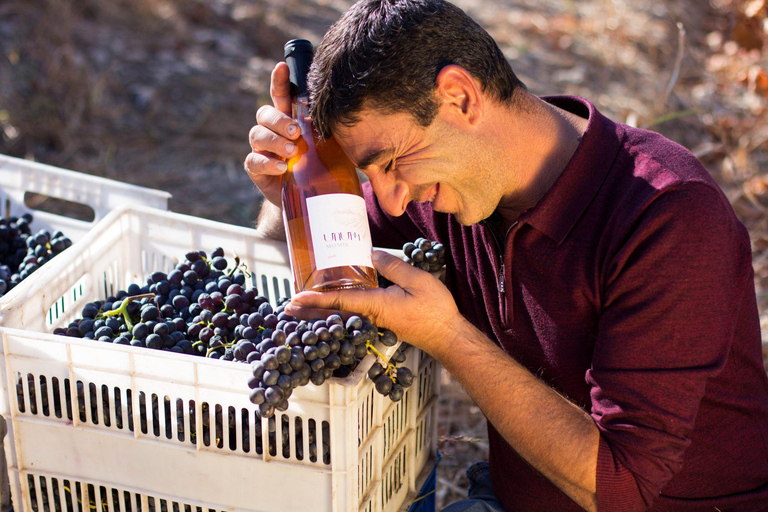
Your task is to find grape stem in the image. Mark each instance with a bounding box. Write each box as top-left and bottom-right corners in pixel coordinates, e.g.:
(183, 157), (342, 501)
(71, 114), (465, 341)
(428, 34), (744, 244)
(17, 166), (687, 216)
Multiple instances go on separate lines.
(101, 293), (156, 332)
(365, 341), (397, 380)
(227, 251), (252, 278)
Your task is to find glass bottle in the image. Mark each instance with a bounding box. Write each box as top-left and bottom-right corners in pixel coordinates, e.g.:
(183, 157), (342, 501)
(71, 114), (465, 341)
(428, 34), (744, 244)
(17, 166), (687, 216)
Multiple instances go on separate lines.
(281, 39), (378, 293)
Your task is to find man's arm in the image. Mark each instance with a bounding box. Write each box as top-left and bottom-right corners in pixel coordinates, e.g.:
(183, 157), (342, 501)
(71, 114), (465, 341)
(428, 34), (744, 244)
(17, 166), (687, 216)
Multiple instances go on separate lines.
(286, 250), (599, 511)
(440, 316), (600, 510)
(256, 200), (286, 241)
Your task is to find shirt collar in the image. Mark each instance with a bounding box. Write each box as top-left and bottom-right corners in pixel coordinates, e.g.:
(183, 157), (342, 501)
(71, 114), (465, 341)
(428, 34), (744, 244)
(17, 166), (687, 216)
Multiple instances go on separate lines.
(520, 96), (623, 244)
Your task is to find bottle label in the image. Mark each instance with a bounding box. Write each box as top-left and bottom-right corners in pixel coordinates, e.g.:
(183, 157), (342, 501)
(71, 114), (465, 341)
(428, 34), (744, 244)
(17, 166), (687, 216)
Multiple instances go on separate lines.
(306, 194), (374, 270)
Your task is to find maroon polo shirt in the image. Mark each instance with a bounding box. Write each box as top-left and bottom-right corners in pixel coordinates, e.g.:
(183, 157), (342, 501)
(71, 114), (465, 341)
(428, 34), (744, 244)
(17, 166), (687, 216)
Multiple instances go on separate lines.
(364, 96), (768, 511)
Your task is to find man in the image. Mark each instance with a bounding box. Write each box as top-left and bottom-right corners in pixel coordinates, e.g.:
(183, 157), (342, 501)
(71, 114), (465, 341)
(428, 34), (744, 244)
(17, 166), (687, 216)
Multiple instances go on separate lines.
(244, 1), (768, 510)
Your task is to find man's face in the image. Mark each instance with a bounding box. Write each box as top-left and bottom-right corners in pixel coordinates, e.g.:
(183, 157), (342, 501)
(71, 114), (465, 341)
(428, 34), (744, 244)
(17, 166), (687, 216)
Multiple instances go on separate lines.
(335, 108), (498, 226)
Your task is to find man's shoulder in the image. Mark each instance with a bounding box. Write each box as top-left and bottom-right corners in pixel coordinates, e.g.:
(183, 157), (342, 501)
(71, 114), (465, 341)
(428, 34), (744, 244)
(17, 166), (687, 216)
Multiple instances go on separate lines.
(616, 123), (712, 190)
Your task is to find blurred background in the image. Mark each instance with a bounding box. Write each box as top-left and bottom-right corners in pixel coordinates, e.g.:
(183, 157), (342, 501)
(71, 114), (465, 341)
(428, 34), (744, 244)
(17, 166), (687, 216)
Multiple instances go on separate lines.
(0, 0), (766, 508)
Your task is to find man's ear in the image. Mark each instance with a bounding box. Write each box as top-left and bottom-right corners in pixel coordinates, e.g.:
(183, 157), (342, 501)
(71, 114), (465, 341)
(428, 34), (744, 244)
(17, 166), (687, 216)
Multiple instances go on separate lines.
(435, 65), (484, 127)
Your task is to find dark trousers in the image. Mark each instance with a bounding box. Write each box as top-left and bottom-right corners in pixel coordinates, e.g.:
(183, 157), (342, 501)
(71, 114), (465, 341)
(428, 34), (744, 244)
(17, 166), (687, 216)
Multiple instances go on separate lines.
(442, 462), (507, 512)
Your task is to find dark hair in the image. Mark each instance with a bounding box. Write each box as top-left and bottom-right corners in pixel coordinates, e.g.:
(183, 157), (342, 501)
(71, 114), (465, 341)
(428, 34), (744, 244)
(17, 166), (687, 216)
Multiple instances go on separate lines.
(308, 0), (527, 138)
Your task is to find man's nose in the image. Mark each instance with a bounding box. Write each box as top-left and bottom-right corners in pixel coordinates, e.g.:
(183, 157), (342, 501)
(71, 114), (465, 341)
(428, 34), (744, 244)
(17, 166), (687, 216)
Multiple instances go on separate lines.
(371, 175), (409, 217)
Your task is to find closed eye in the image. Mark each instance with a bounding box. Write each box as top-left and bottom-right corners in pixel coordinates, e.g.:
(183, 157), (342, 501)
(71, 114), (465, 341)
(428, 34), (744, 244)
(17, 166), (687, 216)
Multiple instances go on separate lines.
(384, 160), (394, 173)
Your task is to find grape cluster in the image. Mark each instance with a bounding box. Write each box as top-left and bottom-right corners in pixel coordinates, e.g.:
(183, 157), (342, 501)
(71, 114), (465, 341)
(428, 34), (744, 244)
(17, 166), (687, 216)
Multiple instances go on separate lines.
(53, 247), (414, 419)
(378, 237), (446, 288)
(247, 312), (413, 418)
(366, 345), (413, 402)
(54, 248), (270, 358)
(403, 237), (445, 272)
(0, 213), (73, 297)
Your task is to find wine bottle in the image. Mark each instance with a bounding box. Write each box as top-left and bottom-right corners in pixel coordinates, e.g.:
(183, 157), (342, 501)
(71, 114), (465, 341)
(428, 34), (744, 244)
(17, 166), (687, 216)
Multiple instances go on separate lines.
(281, 39), (378, 293)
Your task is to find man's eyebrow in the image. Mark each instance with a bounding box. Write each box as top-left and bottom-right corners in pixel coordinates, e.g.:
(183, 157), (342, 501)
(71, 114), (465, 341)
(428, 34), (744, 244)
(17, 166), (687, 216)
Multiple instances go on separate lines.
(356, 147), (394, 169)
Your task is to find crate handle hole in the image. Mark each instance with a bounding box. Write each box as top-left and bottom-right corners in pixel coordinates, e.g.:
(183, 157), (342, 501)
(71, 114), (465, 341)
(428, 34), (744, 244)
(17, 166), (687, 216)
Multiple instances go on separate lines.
(23, 191), (96, 222)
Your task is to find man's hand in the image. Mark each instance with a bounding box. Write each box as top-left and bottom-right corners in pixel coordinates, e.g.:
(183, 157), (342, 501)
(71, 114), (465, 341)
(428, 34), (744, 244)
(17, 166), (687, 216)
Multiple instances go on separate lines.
(285, 250), (466, 358)
(244, 62), (301, 208)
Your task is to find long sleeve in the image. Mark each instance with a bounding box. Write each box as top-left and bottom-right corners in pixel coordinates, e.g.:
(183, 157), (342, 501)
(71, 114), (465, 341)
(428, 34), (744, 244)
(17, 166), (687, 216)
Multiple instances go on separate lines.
(587, 183), (754, 510)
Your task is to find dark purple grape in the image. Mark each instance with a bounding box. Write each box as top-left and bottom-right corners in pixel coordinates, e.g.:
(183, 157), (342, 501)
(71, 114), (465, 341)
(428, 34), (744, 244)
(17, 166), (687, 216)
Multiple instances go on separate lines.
(374, 374), (393, 395)
(354, 343), (369, 358)
(277, 374), (293, 391)
(265, 386), (284, 406)
(210, 291), (224, 307)
(310, 371), (325, 386)
(286, 332), (301, 346)
(302, 330), (318, 346)
(81, 303), (100, 318)
(153, 322), (169, 336)
(324, 353), (341, 371)
(346, 316), (363, 331)
(289, 352), (305, 371)
(338, 340), (355, 359)
(309, 358), (325, 372)
(329, 324), (345, 341)
(160, 304), (175, 318)
(247, 312), (263, 329)
(225, 294), (242, 310)
(211, 312), (229, 328)
(132, 323), (149, 340)
(303, 345), (318, 361)
(271, 329), (287, 346)
(145, 334), (163, 350)
(140, 305), (159, 322)
(198, 293), (214, 310)
(211, 256), (227, 270)
(249, 387), (266, 405)
(396, 367), (414, 388)
(316, 342), (331, 359)
(257, 302), (273, 317)
(275, 345), (291, 364)
(172, 295), (190, 310)
(315, 327), (330, 342)
(226, 284), (244, 297)
(380, 329), (397, 347)
(261, 353), (279, 371)
(259, 402), (275, 418)
(199, 327), (214, 344)
(263, 314), (278, 330)
(388, 383), (404, 402)
(251, 361), (265, 380)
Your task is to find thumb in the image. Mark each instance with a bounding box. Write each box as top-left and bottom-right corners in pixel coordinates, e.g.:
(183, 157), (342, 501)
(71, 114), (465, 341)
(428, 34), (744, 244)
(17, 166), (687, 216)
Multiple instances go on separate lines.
(372, 250), (423, 287)
(286, 287), (373, 319)
(271, 62), (293, 117)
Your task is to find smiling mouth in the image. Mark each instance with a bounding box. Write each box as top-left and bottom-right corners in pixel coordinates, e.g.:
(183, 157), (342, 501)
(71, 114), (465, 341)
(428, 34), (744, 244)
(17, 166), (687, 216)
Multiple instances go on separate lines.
(425, 184), (439, 203)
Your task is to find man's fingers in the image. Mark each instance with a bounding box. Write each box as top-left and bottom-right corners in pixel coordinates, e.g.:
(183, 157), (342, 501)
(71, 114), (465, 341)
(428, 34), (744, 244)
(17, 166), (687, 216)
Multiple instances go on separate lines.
(287, 289), (378, 322)
(243, 151), (285, 179)
(270, 62), (293, 116)
(249, 122), (299, 160)
(256, 105), (300, 143)
(287, 290), (352, 314)
(283, 306), (341, 322)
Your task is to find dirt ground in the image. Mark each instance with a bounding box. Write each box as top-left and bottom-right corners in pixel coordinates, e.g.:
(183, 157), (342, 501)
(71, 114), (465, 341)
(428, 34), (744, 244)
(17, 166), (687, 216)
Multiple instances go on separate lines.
(0, 0), (766, 509)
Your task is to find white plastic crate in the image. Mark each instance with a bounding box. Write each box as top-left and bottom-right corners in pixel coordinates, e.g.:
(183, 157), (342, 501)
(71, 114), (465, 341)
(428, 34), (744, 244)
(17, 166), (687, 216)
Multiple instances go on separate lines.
(0, 205), (440, 512)
(0, 154), (172, 306)
(0, 154), (171, 240)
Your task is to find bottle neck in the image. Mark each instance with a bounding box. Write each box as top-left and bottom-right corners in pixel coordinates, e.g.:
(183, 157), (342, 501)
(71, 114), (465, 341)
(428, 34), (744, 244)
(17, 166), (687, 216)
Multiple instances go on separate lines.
(293, 94), (312, 129)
